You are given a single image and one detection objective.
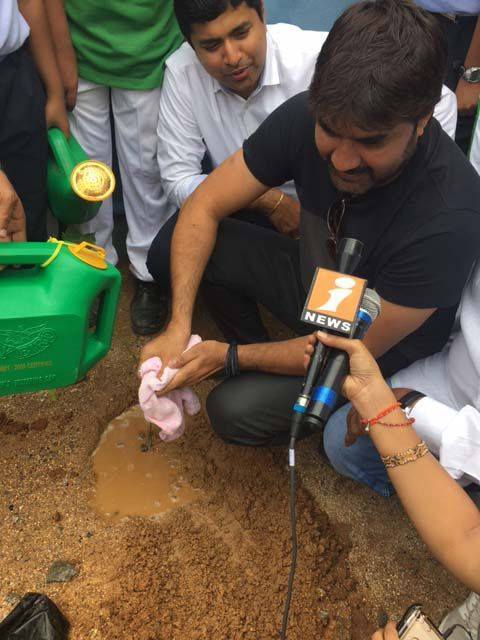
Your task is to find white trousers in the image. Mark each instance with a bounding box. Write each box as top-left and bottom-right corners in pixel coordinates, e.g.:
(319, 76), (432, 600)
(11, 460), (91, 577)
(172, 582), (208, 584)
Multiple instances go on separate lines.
(69, 78), (176, 281)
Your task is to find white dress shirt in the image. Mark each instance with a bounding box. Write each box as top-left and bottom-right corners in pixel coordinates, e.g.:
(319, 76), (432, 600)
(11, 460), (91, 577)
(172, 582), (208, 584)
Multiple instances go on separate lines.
(0, 0), (29, 62)
(157, 23), (458, 209)
(392, 265), (480, 486)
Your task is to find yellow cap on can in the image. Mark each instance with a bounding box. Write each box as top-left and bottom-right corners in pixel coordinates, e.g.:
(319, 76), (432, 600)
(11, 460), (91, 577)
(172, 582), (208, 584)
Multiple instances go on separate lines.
(68, 242), (108, 270)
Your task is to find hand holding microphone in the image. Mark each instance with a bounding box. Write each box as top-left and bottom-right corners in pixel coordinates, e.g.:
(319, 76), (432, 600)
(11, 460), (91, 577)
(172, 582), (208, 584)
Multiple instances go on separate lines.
(302, 288), (381, 430)
(306, 329), (386, 409)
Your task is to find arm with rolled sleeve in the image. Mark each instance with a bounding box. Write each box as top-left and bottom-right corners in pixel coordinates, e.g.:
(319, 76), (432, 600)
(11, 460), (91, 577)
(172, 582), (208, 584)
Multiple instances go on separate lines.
(157, 66), (209, 209)
(409, 397), (480, 485)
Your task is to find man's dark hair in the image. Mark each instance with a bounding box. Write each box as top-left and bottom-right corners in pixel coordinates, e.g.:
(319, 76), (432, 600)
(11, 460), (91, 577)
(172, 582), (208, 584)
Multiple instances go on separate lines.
(309, 0), (447, 131)
(174, 0), (263, 42)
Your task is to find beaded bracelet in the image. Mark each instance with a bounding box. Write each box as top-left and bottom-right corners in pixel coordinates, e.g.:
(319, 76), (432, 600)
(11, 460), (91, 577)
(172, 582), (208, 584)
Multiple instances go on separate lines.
(381, 441), (429, 469)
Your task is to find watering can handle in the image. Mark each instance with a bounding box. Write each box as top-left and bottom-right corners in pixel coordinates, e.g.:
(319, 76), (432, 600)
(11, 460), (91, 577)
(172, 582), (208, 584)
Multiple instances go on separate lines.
(79, 273), (121, 377)
(0, 242), (57, 265)
(48, 128), (77, 178)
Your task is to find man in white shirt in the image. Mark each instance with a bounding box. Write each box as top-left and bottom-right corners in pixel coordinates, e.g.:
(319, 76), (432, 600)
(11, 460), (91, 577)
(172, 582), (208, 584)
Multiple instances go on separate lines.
(147, 0), (457, 308)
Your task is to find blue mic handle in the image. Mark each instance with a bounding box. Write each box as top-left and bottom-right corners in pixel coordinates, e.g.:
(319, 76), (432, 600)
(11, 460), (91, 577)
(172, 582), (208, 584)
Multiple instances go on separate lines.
(302, 310), (373, 430)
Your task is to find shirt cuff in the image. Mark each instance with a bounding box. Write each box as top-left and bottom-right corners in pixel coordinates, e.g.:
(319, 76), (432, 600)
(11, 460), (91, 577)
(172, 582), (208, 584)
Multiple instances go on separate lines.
(408, 397), (457, 455)
(410, 397), (480, 485)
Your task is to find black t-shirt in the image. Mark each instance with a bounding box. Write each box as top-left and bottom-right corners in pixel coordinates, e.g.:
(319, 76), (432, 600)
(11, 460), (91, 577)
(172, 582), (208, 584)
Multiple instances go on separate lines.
(243, 91), (480, 373)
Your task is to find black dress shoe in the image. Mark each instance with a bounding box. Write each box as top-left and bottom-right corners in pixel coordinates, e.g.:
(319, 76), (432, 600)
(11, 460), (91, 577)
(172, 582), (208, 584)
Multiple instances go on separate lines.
(130, 279), (169, 335)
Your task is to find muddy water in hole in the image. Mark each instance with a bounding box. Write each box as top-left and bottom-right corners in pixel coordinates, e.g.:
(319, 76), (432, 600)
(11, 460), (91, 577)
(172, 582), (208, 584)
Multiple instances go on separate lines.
(92, 406), (199, 519)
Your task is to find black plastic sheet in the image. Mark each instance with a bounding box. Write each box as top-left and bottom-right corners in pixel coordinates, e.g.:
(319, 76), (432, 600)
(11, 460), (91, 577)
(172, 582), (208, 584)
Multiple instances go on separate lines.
(0, 593), (68, 639)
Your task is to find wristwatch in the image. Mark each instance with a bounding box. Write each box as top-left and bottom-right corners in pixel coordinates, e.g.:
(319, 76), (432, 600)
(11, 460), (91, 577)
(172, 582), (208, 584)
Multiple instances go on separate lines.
(460, 66), (480, 84)
(400, 391), (425, 414)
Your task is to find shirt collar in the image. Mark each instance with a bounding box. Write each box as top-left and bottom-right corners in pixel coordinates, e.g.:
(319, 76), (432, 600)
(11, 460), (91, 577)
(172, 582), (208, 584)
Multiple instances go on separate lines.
(212, 28), (281, 96)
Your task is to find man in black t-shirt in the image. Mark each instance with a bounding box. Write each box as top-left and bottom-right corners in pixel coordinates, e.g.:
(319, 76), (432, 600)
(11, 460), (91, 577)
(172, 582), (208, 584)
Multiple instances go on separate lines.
(140, 0), (480, 457)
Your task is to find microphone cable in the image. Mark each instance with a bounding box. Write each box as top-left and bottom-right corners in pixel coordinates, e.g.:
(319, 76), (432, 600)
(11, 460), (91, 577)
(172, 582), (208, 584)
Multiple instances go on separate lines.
(279, 428), (300, 640)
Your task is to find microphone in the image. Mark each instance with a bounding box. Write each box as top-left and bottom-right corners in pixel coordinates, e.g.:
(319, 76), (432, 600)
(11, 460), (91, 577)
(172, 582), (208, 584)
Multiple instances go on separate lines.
(291, 238), (364, 437)
(336, 238), (364, 275)
(301, 288), (381, 431)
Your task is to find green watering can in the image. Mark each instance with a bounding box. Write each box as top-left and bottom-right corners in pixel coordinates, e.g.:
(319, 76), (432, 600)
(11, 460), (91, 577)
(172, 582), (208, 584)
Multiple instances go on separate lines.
(0, 239), (121, 396)
(47, 128), (115, 225)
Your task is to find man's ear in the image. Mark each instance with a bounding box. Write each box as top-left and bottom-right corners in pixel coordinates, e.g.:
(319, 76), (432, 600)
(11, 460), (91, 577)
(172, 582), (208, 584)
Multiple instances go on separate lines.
(416, 112), (433, 138)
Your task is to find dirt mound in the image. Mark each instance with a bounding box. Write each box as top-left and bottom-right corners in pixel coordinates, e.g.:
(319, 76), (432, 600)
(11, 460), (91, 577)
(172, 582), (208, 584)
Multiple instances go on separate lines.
(46, 412), (367, 639)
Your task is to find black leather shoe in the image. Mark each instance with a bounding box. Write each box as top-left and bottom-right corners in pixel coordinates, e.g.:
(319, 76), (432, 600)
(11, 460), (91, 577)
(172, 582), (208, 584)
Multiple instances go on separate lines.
(130, 279), (169, 335)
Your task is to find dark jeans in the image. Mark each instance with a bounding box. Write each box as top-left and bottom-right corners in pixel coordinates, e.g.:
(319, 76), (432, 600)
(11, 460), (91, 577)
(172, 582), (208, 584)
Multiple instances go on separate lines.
(0, 44), (48, 241)
(147, 210), (309, 343)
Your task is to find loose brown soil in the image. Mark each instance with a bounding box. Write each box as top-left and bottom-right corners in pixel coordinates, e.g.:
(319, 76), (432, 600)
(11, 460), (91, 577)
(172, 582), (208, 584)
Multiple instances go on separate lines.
(0, 269), (467, 639)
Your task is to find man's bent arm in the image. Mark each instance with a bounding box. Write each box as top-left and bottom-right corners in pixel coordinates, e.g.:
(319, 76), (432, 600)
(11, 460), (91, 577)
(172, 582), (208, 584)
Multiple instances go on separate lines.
(157, 66), (210, 208)
(238, 336), (307, 376)
(363, 296), (436, 359)
(170, 150), (269, 330)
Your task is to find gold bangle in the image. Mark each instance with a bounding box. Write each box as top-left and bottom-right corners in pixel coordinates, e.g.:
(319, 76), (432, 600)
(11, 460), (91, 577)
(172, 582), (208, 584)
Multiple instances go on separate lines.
(267, 192), (285, 217)
(381, 440), (429, 469)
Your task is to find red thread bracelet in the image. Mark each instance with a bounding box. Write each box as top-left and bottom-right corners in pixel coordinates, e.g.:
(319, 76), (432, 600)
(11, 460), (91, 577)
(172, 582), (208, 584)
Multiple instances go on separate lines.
(360, 403), (401, 426)
(361, 403), (415, 431)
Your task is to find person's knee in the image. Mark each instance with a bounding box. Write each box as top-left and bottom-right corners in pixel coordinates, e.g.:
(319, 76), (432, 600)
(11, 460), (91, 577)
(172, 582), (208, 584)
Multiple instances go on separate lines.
(206, 382), (252, 444)
(206, 375), (290, 447)
(323, 407), (350, 476)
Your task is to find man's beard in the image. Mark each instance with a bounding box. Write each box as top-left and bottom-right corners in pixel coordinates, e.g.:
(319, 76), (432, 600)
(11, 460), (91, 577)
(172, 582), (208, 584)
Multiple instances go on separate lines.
(327, 127), (419, 195)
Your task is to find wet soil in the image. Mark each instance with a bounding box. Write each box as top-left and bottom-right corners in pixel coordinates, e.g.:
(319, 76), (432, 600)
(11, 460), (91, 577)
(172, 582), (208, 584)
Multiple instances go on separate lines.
(0, 269), (467, 638)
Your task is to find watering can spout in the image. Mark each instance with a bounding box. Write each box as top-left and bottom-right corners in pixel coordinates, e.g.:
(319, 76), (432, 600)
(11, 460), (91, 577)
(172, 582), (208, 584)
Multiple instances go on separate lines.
(47, 128), (115, 226)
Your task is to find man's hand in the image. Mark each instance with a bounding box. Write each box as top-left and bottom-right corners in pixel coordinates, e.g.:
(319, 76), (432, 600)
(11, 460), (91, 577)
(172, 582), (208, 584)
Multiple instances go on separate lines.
(0, 171), (26, 243)
(139, 324), (191, 378)
(162, 340), (228, 393)
(371, 622), (399, 639)
(268, 193), (300, 238)
(46, 92), (70, 137)
(456, 78), (480, 115)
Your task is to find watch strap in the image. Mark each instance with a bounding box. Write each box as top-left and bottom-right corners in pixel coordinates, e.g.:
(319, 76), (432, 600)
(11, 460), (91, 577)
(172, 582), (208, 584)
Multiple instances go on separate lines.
(399, 391), (425, 412)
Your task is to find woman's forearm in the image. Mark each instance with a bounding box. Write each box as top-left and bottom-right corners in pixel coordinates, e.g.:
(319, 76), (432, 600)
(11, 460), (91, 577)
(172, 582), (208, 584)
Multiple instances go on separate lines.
(353, 381), (480, 592)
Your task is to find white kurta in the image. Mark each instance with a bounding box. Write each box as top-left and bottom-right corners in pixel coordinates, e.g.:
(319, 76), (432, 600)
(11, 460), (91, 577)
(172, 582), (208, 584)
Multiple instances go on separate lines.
(392, 266), (480, 485)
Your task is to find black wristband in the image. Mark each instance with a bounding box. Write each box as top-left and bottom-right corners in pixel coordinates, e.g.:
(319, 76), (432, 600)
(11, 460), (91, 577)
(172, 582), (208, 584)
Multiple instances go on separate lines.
(399, 391), (425, 411)
(224, 342), (240, 378)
